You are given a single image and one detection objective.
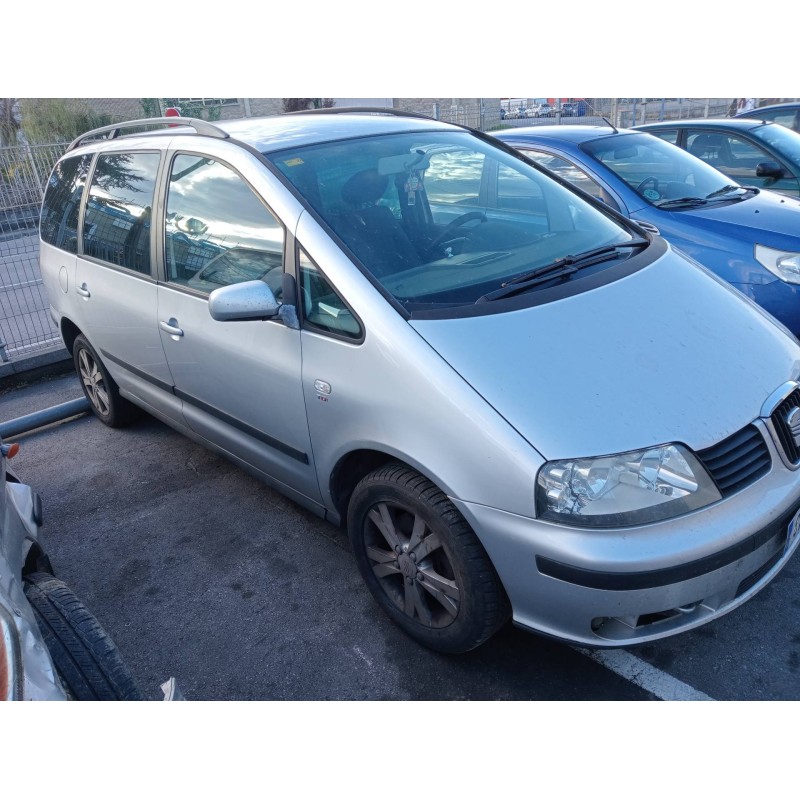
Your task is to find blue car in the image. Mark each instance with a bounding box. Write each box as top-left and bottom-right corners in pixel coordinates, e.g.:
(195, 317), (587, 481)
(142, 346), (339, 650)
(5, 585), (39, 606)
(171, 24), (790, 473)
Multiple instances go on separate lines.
(494, 125), (800, 336)
(633, 118), (800, 197)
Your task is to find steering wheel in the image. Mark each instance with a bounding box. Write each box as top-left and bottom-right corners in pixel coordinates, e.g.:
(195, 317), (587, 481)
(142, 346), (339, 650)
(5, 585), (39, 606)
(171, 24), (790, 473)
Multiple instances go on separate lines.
(428, 211), (488, 251)
(635, 176), (659, 194)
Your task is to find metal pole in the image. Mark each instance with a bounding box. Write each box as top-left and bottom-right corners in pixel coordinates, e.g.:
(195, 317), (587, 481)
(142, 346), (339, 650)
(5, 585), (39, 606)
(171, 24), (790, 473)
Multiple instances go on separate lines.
(0, 398), (90, 439)
(660, 98), (666, 120)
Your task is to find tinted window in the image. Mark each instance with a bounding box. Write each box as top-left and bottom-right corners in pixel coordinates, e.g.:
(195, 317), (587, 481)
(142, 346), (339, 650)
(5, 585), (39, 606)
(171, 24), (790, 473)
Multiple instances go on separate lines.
(41, 155), (91, 253)
(165, 155), (284, 297)
(299, 248), (361, 339)
(83, 152), (160, 274)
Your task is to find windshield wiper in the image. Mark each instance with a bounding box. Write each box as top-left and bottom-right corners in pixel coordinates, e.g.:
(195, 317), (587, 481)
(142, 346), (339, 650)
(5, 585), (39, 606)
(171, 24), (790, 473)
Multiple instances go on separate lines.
(476, 239), (648, 303)
(654, 196), (709, 209)
(705, 184), (745, 199)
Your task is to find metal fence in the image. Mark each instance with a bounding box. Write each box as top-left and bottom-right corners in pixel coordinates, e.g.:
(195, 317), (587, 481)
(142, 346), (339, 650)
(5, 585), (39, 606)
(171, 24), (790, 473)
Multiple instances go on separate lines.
(0, 142), (67, 362)
(496, 98), (738, 129)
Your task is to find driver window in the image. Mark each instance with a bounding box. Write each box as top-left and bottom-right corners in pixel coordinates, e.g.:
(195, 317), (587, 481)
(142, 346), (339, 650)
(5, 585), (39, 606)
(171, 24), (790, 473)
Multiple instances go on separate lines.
(165, 154), (284, 299)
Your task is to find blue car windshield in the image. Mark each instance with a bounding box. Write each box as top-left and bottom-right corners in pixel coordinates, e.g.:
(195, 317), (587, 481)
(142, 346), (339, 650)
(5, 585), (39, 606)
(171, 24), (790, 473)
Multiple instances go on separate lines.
(266, 131), (633, 309)
(582, 133), (741, 205)
(751, 123), (800, 168)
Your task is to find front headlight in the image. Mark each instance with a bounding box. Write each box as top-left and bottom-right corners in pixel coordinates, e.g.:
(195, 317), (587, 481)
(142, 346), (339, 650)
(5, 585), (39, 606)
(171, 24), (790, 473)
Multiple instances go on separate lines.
(755, 244), (800, 284)
(536, 443), (721, 528)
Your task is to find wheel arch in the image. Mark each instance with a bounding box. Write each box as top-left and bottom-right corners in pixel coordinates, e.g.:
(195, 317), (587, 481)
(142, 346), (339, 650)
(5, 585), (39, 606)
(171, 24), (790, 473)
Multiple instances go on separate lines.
(330, 448), (431, 525)
(60, 317), (83, 355)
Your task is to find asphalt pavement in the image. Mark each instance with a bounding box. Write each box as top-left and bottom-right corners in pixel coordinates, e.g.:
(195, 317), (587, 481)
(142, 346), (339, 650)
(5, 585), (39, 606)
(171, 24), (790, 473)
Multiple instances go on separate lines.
(3, 371), (800, 701)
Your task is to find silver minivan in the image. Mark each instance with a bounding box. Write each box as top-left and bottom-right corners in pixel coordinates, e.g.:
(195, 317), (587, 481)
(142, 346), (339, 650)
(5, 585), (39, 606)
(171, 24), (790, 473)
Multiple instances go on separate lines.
(39, 110), (800, 653)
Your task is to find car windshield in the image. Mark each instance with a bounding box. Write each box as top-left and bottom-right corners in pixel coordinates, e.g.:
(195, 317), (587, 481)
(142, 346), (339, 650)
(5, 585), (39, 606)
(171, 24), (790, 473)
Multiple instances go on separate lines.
(266, 130), (634, 311)
(581, 132), (743, 206)
(751, 123), (800, 167)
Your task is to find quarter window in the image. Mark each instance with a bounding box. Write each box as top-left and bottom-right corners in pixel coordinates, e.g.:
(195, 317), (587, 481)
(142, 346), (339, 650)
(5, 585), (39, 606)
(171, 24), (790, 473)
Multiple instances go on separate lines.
(299, 248), (361, 340)
(83, 152), (160, 274)
(165, 155), (284, 298)
(40, 155), (91, 253)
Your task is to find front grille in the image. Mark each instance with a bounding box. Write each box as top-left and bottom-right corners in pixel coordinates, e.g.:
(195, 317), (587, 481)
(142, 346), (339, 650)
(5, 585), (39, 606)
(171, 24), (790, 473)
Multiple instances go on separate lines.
(771, 390), (800, 465)
(697, 425), (771, 497)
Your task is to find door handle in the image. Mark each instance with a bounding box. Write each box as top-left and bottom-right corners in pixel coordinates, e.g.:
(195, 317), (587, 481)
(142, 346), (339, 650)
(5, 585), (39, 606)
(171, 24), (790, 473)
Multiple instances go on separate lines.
(159, 318), (184, 337)
(76, 283), (91, 298)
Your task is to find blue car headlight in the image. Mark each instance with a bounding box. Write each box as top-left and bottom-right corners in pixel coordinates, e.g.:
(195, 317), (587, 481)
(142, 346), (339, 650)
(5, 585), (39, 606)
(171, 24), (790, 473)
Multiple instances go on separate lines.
(536, 443), (721, 527)
(755, 245), (800, 284)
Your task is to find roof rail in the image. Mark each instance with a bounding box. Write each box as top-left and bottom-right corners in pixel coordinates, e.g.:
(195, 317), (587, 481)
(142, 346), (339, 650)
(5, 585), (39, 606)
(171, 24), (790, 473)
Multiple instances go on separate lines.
(67, 117), (229, 152)
(285, 106), (438, 122)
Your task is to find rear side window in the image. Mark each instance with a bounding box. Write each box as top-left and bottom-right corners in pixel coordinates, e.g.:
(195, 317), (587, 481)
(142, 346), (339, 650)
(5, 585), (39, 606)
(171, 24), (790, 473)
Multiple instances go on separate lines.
(164, 154), (284, 297)
(649, 130), (679, 145)
(83, 152), (160, 275)
(40, 155), (91, 253)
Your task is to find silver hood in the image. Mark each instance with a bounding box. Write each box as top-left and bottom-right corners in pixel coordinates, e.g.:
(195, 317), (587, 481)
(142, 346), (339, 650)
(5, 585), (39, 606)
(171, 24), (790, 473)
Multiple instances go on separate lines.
(410, 248), (800, 460)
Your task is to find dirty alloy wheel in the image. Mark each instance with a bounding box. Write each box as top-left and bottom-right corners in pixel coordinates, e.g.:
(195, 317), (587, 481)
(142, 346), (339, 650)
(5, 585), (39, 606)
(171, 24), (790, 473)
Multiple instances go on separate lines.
(73, 334), (140, 428)
(348, 464), (510, 654)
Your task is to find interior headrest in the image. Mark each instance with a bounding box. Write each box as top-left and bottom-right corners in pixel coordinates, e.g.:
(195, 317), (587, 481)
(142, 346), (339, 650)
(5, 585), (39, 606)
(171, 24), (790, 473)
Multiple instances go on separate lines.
(342, 169), (389, 206)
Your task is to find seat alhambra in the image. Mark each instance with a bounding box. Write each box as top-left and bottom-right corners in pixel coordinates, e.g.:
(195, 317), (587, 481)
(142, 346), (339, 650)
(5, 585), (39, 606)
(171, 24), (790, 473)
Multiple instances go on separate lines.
(39, 110), (800, 652)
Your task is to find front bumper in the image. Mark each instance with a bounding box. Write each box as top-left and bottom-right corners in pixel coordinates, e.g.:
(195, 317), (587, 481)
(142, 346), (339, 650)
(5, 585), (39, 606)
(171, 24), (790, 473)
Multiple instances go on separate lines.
(453, 421), (800, 646)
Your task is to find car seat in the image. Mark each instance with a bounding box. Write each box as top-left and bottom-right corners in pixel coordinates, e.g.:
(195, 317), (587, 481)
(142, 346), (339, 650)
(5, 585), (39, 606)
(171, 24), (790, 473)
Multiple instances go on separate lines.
(339, 169), (422, 278)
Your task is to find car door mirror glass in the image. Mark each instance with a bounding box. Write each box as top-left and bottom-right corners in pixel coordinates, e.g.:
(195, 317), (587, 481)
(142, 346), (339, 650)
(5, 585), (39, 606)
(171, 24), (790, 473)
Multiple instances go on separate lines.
(208, 280), (281, 321)
(756, 161), (785, 178)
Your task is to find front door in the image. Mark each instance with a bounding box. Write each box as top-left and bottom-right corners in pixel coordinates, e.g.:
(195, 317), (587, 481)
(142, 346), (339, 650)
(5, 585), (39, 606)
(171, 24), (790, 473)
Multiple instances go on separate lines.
(156, 152), (320, 503)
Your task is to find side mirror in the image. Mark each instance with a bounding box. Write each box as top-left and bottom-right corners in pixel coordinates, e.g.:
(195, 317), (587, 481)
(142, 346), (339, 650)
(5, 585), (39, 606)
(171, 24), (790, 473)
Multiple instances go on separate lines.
(756, 161), (784, 179)
(208, 280), (280, 322)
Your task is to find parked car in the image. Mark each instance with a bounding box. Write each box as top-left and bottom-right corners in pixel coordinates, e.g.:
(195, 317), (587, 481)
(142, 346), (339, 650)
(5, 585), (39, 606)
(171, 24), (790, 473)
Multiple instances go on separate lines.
(39, 110), (800, 653)
(560, 103), (576, 117)
(0, 438), (143, 699)
(493, 124), (800, 336)
(633, 118), (800, 197)
(531, 103), (553, 118)
(736, 102), (800, 133)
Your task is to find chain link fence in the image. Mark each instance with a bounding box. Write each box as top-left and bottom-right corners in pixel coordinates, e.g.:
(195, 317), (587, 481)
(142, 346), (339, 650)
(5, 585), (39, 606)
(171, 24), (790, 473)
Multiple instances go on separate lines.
(0, 143), (68, 361)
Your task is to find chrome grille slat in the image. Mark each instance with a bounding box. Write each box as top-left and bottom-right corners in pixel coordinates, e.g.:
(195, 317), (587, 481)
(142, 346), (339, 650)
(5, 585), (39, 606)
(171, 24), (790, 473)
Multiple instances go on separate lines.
(771, 390), (800, 465)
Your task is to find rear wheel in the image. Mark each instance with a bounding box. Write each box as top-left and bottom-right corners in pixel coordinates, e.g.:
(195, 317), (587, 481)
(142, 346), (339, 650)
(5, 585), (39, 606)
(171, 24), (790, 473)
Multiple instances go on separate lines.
(23, 572), (143, 700)
(73, 334), (141, 427)
(348, 464), (510, 653)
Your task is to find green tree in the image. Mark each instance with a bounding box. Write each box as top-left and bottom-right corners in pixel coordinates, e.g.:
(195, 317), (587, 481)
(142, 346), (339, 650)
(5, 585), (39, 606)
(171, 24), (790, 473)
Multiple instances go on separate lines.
(0, 98), (21, 147)
(19, 99), (113, 144)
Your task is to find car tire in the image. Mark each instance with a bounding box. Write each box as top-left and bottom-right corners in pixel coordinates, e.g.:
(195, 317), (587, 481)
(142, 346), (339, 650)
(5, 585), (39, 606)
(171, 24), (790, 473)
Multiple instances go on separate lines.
(347, 463), (510, 653)
(73, 334), (141, 427)
(23, 572), (143, 700)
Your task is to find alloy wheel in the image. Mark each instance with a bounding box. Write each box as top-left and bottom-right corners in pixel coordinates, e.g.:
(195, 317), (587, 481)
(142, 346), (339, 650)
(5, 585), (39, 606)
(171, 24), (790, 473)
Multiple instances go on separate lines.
(363, 501), (460, 628)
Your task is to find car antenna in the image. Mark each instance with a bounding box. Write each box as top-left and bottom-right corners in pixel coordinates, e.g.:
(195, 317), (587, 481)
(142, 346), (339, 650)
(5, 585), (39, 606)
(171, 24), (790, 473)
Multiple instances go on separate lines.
(601, 116), (619, 133)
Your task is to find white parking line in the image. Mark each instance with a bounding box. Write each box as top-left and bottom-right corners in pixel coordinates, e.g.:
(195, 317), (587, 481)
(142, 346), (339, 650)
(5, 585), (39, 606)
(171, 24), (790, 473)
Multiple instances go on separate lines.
(574, 648), (715, 701)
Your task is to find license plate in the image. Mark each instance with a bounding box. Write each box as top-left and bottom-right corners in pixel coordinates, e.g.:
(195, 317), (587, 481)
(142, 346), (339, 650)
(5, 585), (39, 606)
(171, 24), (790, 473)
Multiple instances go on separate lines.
(786, 508), (800, 555)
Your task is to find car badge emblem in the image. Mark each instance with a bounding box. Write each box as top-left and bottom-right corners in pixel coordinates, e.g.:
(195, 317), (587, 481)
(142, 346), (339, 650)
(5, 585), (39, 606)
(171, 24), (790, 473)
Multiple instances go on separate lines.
(786, 407), (800, 448)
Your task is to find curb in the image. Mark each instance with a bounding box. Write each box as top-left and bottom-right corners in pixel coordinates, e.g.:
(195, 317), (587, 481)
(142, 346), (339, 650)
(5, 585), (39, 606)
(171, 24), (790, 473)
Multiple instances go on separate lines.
(0, 345), (73, 390)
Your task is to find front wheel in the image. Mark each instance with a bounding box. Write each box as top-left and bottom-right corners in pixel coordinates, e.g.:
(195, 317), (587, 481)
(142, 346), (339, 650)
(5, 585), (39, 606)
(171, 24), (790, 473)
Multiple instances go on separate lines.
(348, 464), (510, 653)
